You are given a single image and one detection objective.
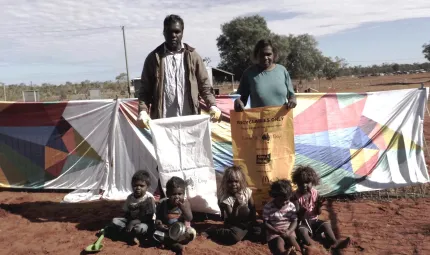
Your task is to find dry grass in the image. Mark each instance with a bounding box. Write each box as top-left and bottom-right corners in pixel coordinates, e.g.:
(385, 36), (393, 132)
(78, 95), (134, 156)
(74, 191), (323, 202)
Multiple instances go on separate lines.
(215, 72), (430, 94)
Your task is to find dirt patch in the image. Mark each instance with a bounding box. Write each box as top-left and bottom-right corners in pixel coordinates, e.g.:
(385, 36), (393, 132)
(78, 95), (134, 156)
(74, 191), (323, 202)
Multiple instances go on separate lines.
(1, 191), (430, 255)
(0, 208), (7, 218)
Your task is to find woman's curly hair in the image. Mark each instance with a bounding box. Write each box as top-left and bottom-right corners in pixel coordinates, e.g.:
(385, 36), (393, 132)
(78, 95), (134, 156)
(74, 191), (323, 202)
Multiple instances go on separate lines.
(291, 165), (320, 186)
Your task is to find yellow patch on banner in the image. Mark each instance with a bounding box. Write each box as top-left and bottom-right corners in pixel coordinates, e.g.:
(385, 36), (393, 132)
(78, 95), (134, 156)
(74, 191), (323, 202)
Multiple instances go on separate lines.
(350, 148), (379, 173)
(293, 94), (325, 117)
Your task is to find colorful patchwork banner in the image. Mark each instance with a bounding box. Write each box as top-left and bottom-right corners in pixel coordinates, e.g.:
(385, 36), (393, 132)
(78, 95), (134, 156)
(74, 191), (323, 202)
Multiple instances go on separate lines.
(203, 88), (429, 196)
(0, 100), (113, 190)
(0, 88), (428, 204)
(0, 99), (159, 203)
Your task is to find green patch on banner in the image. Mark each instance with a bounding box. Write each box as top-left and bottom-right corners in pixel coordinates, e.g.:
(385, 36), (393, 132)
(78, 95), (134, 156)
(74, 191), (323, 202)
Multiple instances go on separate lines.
(0, 143), (46, 188)
(295, 154), (357, 196)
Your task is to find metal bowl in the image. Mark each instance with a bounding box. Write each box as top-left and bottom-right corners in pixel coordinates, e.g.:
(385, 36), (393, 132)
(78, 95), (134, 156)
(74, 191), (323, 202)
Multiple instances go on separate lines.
(168, 222), (187, 242)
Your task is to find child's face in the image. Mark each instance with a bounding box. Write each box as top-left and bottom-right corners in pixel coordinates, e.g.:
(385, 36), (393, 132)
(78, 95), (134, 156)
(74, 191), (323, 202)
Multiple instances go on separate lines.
(168, 187), (185, 205)
(299, 182), (313, 193)
(273, 195), (289, 208)
(227, 173), (241, 194)
(132, 180), (148, 198)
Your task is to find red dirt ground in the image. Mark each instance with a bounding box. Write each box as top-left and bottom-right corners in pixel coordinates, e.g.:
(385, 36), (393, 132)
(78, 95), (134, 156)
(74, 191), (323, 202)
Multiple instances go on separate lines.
(0, 83), (429, 255)
(1, 192), (430, 255)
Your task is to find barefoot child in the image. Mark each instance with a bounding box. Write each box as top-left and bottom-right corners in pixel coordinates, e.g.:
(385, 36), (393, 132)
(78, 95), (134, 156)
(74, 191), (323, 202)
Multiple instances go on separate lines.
(291, 166), (350, 251)
(154, 176), (196, 254)
(204, 166), (261, 245)
(111, 170), (155, 245)
(263, 179), (302, 255)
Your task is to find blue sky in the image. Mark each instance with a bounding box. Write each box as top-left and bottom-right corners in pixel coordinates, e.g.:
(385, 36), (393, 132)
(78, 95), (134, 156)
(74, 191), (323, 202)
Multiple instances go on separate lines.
(318, 18), (429, 66)
(1, 0), (429, 85)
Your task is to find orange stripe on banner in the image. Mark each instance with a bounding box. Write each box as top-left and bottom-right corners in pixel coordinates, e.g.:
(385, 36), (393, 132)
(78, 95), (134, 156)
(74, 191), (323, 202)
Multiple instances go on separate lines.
(45, 146), (69, 170)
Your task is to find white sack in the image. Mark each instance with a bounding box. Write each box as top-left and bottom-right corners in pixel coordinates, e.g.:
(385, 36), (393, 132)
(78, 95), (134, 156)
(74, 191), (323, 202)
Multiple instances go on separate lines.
(150, 115), (220, 214)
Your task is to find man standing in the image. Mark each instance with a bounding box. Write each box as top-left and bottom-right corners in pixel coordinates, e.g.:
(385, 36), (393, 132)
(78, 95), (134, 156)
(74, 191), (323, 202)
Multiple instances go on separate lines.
(137, 14), (221, 128)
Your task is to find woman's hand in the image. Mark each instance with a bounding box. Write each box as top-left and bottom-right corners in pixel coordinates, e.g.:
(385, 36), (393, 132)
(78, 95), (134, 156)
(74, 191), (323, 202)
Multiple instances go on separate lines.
(234, 98), (245, 112)
(286, 96), (297, 109)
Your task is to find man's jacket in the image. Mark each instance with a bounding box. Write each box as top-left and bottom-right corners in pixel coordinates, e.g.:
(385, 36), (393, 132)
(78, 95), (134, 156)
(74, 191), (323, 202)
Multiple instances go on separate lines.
(138, 43), (216, 119)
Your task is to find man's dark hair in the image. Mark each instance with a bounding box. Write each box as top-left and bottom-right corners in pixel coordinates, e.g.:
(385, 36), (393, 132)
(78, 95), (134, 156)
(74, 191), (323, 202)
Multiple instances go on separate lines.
(131, 170), (151, 186)
(166, 176), (186, 193)
(269, 179), (293, 199)
(163, 14), (184, 31)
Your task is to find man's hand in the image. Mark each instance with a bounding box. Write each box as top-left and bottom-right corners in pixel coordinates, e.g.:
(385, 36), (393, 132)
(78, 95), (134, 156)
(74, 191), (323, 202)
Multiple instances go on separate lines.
(137, 111), (151, 129)
(286, 96), (297, 109)
(209, 106), (222, 122)
(234, 98), (245, 112)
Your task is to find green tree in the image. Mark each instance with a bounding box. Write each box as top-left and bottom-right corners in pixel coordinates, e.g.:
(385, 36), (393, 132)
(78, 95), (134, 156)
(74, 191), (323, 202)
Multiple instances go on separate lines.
(392, 63), (400, 72)
(322, 57), (341, 80)
(423, 42), (430, 62)
(115, 73), (127, 83)
(216, 15), (271, 79)
(115, 73), (128, 91)
(270, 33), (290, 67)
(286, 34), (325, 82)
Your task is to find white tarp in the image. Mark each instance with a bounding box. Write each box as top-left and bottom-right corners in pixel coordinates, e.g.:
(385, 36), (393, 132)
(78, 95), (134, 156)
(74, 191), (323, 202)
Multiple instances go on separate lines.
(63, 99), (159, 202)
(149, 115), (220, 214)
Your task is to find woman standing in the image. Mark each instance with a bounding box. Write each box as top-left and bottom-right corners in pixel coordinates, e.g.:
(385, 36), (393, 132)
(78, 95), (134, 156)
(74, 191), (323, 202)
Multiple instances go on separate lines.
(234, 39), (297, 111)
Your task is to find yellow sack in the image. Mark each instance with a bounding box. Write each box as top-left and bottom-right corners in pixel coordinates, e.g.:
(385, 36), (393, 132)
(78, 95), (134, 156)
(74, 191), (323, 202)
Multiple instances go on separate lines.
(230, 106), (295, 211)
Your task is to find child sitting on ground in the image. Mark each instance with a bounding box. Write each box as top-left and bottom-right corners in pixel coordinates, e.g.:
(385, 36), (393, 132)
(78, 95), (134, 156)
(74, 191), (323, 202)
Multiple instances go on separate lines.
(291, 165), (350, 251)
(154, 176), (196, 254)
(110, 170), (155, 245)
(263, 179), (302, 254)
(204, 165), (261, 245)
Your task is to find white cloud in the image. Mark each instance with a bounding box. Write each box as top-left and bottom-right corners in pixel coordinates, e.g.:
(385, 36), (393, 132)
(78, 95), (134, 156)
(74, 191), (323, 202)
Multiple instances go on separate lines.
(1, 0), (429, 83)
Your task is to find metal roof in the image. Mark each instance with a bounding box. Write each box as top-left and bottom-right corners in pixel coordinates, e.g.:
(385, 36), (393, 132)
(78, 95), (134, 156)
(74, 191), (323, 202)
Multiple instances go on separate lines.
(210, 67), (234, 76)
